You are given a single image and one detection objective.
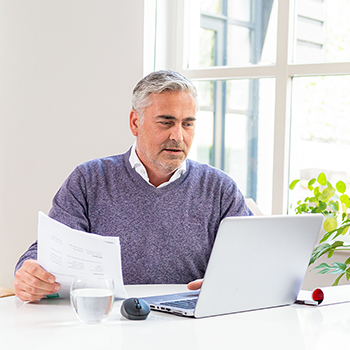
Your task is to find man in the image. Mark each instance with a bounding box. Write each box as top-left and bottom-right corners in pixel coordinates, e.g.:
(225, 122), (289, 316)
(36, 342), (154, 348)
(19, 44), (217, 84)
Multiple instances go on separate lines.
(14, 70), (252, 302)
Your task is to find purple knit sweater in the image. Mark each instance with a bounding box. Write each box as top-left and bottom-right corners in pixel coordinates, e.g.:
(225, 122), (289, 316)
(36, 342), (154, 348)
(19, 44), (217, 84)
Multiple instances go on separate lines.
(15, 148), (252, 284)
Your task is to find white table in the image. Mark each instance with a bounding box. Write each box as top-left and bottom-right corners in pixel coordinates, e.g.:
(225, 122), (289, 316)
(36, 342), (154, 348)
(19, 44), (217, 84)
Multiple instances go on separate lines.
(1, 284), (350, 350)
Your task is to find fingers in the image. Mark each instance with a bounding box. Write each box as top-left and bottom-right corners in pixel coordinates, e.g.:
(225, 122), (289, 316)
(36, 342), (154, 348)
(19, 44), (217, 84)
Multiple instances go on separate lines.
(14, 259), (61, 302)
(187, 279), (203, 291)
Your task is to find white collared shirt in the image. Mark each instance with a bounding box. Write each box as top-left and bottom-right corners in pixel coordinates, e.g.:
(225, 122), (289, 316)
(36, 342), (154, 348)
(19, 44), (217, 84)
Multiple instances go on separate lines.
(129, 142), (187, 188)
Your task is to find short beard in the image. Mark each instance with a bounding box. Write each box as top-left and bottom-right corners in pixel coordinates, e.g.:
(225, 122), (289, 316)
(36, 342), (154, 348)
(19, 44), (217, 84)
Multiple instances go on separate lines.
(141, 141), (186, 174)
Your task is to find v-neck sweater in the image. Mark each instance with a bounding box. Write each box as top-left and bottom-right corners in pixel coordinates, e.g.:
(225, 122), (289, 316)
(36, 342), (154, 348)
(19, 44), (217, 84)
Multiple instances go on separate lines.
(15, 148), (252, 284)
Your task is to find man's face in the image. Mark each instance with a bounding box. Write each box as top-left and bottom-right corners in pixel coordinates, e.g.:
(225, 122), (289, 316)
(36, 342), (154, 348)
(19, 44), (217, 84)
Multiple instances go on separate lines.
(130, 91), (197, 180)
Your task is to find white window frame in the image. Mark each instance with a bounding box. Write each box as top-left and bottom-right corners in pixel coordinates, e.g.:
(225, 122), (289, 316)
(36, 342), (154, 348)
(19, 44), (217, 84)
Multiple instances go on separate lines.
(149, 0), (350, 214)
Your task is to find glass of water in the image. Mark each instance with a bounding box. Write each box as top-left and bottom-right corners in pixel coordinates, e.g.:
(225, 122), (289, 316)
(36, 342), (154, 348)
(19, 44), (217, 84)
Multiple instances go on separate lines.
(70, 277), (115, 324)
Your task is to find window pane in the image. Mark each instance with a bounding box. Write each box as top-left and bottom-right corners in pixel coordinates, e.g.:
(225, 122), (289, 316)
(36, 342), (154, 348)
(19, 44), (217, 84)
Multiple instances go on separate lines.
(289, 76), (350, 212)
(225, 113), (248, 192)
(198, 80), (214, 107)
(188, 0), (277, 68)
(227, 0), (251, 22)
(190, 111), (214, 165)
(225, 79), (275, 215)
(189, 81), (214, 165)
(294, 0), (350, 63)
(200, 0), (222, 14)
(189, 78), (275, 214)
(227, 25), (251, 66)
(226, 79), (250, 110)
(199, 28), (216, 67)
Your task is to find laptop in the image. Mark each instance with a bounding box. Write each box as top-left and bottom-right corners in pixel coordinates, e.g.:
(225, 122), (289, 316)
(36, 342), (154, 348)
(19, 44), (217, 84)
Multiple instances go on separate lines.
(143, 214), (323, 318)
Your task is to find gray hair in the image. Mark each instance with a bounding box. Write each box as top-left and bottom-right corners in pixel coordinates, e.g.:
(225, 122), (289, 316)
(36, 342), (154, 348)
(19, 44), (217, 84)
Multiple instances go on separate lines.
(132, 70), (198, 117)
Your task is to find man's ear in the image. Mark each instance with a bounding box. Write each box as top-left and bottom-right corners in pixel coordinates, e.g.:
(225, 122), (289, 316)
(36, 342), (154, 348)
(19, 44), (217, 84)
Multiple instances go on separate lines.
(129, 109), (140, 137)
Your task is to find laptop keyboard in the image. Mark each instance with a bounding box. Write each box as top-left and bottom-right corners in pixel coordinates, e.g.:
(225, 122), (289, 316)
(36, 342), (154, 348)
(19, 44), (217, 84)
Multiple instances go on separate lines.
(160, 298), (198, 309)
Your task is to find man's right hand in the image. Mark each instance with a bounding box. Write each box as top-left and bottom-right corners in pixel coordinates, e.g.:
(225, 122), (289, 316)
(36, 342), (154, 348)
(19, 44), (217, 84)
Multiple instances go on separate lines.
(187, 279), (203, 291)
(14, 259), (61, 302)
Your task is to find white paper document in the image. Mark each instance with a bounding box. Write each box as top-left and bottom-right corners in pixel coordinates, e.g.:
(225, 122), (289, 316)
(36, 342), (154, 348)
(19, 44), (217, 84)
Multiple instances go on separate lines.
(297, 285), (350, 306)
(37, 211), (127, 299)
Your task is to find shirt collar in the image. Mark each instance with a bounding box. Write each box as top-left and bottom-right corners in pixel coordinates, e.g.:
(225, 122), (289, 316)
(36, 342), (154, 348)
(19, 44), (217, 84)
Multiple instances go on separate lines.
(129, 142), (186, 188)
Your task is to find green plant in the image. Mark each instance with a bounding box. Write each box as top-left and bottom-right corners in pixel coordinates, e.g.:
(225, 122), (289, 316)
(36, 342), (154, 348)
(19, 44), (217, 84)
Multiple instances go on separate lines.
(289, 172), (350, 285)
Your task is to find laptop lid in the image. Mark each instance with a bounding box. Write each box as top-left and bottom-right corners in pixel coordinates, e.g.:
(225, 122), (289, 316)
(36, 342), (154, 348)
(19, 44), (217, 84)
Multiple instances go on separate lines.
(193, 214), (323, 318)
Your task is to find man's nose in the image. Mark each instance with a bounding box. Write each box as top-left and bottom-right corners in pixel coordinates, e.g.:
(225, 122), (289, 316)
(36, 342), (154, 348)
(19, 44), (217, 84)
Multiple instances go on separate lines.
(170, 124), (183, 142)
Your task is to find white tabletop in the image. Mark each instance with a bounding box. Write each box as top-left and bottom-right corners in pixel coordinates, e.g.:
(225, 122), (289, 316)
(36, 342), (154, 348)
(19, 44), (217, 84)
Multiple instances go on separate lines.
(1, 284), (350, 350)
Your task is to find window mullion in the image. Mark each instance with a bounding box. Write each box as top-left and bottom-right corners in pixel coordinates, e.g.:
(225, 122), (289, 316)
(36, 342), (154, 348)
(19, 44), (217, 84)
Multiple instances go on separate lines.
(288, 62), (350, 77)
(213, 81), (224, 169)
(184, 65), (276, 80)
(271, 0), (295, 214)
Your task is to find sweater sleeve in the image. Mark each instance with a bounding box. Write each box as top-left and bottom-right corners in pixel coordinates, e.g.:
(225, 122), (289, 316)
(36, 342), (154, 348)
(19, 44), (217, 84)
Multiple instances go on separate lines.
(48, 166), (90, 232)
(220, 179), (254, 220)
(14, 242), (38, 273)
(14, 166), (90, 274)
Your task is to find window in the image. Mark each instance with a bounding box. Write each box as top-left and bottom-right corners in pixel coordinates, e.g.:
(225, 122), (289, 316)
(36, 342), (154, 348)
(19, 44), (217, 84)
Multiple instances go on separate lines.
(152, 0), (350, 214)
(189, 78), (275, 214)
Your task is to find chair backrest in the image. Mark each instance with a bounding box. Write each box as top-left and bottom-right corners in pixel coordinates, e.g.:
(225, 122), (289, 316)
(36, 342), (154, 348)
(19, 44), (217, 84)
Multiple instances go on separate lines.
(245, 198), (263, 216)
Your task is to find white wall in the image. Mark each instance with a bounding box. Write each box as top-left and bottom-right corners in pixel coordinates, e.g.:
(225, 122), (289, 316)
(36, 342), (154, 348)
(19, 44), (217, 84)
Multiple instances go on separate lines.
(0, 0), (145, 288)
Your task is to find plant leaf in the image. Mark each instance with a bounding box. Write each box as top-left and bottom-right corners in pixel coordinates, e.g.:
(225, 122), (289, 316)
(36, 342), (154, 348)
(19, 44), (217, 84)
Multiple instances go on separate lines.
(309, 243), (331, 264)
(333, 262), (347, 270)
(308, 178), (316, 191)
(328, 249), (335, 258)
(319, 188), (335, 201)
(340, 194), (350, 209)
(323, 218), (338, 232)
(289, 179), (300, 190)
(342, 203), (348, 213)
(330, 241), (346, 249)
(333, 273), (345, 286)
(319, 231), (334, 243)
(318, 172), (327, 186)
(314, 187), (320, 201)
(318, 201), (327, 211)
(315, 262), (330, 269)
(330, 201), (339, 213)
(332, 226), (350, 240)
(327, 181), (334, 189)
(336, 181), (347, 194)
(313, 262), (347, 274)
(341, 226), (349, 236)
